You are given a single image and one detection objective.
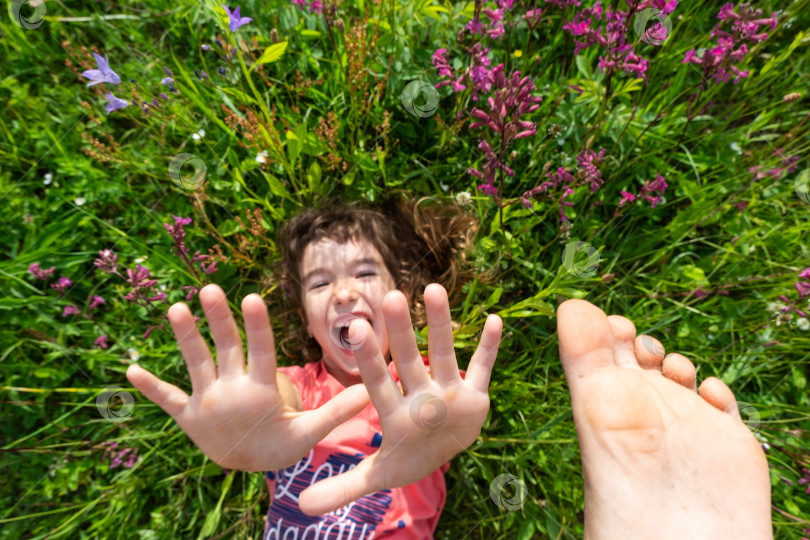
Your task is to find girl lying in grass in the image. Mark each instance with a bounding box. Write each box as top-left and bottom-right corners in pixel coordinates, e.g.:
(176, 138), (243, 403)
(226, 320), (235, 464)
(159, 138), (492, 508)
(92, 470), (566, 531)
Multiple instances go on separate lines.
(126, 194), (772, 539)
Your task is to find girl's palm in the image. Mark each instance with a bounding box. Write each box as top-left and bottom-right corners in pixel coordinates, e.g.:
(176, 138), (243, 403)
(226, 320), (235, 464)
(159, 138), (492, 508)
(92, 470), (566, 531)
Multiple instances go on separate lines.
(126, 284), (370, 472)
(297, 284), (503, 515)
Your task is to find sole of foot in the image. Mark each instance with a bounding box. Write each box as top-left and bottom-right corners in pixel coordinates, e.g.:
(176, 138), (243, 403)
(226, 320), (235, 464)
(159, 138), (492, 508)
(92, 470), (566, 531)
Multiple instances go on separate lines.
(557, 299), (772, 540)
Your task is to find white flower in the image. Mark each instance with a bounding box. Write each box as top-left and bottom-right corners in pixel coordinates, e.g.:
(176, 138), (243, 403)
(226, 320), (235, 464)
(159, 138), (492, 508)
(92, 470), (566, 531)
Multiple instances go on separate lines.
(44, 173), (53, 185)
(127, 348), (140, 362)
(74, 197), (86, 206)
(192, 129), (206, 141)
(766, 302), (782, 313)
(439, 182), (449, 191)
(134, 256), (147, 264)
(255, 150), (269, 163)
(455, 191), (472, 206)
(797, 318), (809, 331)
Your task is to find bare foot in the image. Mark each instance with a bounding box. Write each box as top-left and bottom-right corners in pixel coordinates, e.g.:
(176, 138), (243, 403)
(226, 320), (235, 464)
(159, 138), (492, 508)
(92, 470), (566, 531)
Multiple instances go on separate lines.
(557, 299), (772, 540)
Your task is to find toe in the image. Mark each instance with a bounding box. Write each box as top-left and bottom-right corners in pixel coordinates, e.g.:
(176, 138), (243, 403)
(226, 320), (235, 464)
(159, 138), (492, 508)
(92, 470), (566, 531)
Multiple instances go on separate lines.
(608, 315), (640, 369)
(661, 353), (696, 391)
(634, 334), (665, 371)
(557, 299), (613, 382)
(698, 377), (738, 416)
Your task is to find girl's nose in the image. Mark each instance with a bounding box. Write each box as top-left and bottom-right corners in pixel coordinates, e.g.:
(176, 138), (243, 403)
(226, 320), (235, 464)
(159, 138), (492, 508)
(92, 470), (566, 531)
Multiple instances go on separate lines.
(334, 279), (359, 304)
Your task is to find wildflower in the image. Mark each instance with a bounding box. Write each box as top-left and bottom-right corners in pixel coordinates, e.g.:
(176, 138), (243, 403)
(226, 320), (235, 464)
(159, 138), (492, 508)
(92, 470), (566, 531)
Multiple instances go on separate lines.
(255, 150), (269, 163)
(456, 191), (472, 206)
(103, 92), (129, 114)
(797, 318), (810, 331)
(799, 268), (810, 281)
(51, 277), (73, 294)
(182, 285), (200, 301)
(730, 142), (742, 154)
(618, 190), (636, 206)
(44, 172), (53, 185)
(160, 77), (174, 86)
(308, 0), (324, 14)
(221, 5), (252, 33)
(81, 52), (121, 87)
(192, 129), (206, 140)
(88, 295), (106, 310)
(62, 305), (80, 317)
(94, 249), (118, 274)
(75, 197), (86, 206)
(638, 174), (668, 207)
(127, 348), (140, 361)
(202, 44), (212, 51)
(576, 148), (607, 192)
(28, 263), (56, 281)
(513, 49), (522, 58)
(200, 71), (209, 80)
(797, 281), (810, 298)
(94, 335), (109, 349)
(201, 260), (218, 274)
(219, 67), (227, 76)
(559, 186), (575, 222)
(125, 265), (158, 290)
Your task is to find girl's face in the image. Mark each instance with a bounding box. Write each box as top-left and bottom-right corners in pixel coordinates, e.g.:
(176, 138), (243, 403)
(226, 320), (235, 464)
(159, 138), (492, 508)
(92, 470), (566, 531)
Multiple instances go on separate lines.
(300, 237), (397, 386)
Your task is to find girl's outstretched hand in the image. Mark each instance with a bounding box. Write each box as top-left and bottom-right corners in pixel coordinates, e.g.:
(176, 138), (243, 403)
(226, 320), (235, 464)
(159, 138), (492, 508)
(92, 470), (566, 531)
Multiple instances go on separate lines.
(125, 284), (371, 472)
(297, 283), (502, 516)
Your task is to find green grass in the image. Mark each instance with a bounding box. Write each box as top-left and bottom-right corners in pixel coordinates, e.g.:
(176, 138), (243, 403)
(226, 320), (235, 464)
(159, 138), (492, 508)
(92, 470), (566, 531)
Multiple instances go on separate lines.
(2, 0), (809, 538)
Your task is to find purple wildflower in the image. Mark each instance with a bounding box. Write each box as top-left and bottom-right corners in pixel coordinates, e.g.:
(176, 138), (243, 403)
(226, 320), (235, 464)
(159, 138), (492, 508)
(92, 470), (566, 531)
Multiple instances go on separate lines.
(182, 285), (200, 301)
(618, 190), (636, 206)
(81, 52), (121, 87)
(202, 44), (212, 51)
(51, 277), (73, 294)
(62, 305), (80, 317)
(28, 263), (56, 281)
(103, 92), (129, 115)
(88, 295), (106, 311)
(576, 148), (607, 192)
(160, 77), (174, 86)
(221, 5), (253, 32)
(798, 268), (810, 281)
(94, 249), (118, 274)
(94, 335), (109, 349)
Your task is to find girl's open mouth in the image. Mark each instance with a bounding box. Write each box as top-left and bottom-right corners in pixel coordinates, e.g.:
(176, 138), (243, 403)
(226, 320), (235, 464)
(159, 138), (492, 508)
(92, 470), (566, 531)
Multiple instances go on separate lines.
(331, 312), (372, 352)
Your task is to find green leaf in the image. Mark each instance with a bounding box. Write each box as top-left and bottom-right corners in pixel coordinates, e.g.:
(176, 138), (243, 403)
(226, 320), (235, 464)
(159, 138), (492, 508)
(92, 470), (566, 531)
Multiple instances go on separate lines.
(575, 55), (593, 79)
(251, 41), (288, 71)
(300, 29), (321, 39)
(307, 160), (322, 192)
(286, 130), (302, 167)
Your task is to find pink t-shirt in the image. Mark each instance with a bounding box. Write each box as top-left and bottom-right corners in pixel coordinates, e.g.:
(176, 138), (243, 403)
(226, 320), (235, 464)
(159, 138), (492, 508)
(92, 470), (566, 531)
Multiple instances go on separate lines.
(263, 356), (463, 540)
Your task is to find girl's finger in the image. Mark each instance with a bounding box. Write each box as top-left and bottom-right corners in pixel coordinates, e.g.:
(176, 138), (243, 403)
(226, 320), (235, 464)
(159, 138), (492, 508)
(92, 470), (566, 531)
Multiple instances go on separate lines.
(424, 284), (461, 385)
(464, 314), (503, 393)
(382, 290), (429, 394)
(199, 284), (245, 379)
(168, 302), (217, 394)
(126, 364), (189, 418)
(242, 293), (278, 386)
(351, 319), (402, 418)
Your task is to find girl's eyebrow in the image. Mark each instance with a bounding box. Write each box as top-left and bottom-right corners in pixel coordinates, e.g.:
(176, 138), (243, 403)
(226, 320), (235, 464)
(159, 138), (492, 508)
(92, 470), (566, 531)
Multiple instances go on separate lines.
(303, 258), (380, 283)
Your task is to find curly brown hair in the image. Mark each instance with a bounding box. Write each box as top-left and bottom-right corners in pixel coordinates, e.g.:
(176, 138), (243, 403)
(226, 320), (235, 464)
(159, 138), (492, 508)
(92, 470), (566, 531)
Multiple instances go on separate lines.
(267, 192), (485, 362)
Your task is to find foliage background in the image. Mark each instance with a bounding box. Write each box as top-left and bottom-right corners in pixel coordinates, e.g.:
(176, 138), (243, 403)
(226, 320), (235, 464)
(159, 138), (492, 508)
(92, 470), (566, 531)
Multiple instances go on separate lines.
(1, 0), (809, 538)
